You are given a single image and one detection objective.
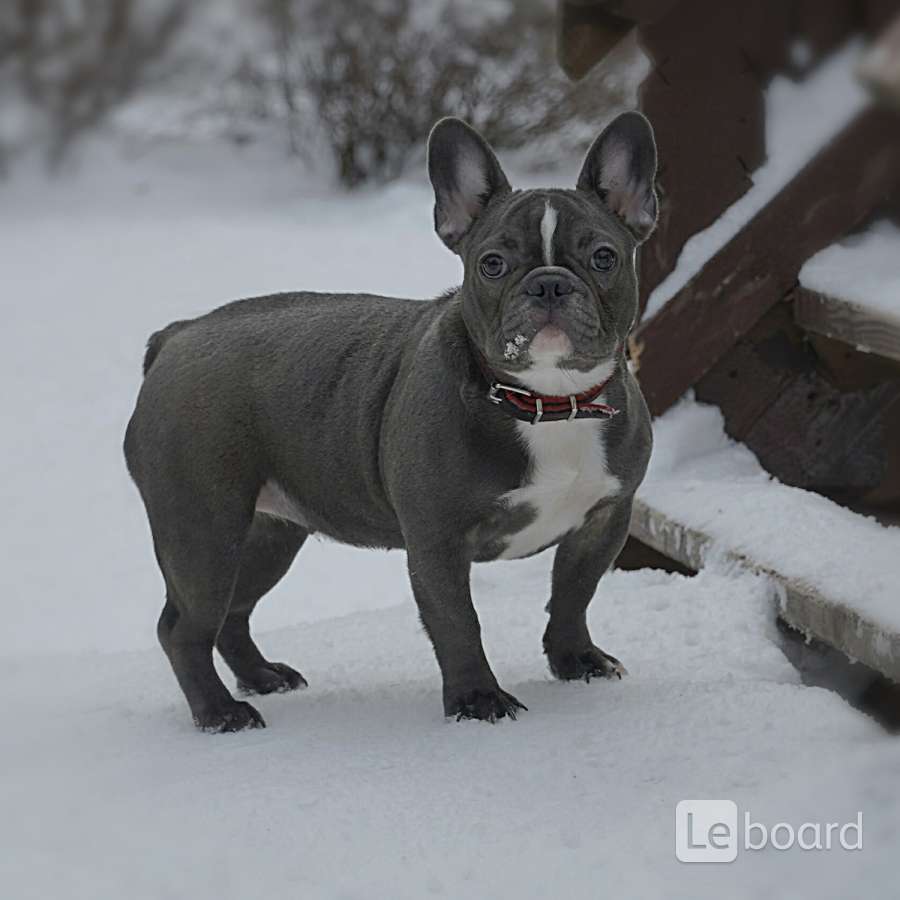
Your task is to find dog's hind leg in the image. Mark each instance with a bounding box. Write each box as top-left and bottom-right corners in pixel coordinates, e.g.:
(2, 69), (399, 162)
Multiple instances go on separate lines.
(150, 485), (265, 732)
(216, 514), (309, 696)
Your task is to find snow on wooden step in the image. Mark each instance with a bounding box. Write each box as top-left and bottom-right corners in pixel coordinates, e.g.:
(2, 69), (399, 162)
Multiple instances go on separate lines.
(634, 396), (900, 681)
(797, 220), (900, 362)
(643, 41), (868, 322)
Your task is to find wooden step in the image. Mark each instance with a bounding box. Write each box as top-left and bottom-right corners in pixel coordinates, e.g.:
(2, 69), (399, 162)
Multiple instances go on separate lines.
(794, 288), (900, 364)
(630, 495), (900, 683)
(796, 221), (900, 364)
(631, 398), (900, 684)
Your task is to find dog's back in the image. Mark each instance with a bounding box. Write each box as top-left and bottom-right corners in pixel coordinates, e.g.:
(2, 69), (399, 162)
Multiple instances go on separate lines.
(125, 290), (433, 549)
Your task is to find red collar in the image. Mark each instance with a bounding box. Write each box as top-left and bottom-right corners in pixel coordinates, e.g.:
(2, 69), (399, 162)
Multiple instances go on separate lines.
(487, 375), (619, 424)
(474, 345), (620, 425)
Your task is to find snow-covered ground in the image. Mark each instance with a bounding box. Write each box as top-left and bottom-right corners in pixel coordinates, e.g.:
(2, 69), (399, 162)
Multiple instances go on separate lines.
(2, 137), (898, 899)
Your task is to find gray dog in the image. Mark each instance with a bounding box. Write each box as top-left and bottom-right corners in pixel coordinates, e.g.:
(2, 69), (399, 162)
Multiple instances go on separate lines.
(124, 111), (658, 732)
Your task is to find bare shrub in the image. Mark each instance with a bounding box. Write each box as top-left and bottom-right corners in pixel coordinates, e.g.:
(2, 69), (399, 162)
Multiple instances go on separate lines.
(0, 0), (187, 165)
(256, 0), (633, 187)
(0, 0), (640, 182)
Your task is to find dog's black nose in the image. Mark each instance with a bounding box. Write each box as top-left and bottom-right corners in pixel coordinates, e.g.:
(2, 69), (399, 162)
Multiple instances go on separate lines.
(524, 269), (575, 302)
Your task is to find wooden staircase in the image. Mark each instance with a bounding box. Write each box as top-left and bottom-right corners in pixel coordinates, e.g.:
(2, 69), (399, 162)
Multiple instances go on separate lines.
(557, 0), (900, 686)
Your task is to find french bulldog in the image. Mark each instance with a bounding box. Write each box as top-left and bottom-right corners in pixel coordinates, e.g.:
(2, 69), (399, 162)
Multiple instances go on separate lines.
(124, 111), (658, 732)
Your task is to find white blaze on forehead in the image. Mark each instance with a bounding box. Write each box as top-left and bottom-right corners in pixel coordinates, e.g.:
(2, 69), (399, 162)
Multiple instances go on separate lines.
(540, 200), (558, 266)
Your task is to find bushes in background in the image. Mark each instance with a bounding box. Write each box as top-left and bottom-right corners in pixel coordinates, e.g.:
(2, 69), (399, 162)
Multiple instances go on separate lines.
(0, 0), (635, 185)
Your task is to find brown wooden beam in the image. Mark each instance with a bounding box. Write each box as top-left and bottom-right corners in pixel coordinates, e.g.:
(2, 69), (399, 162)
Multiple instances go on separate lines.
(636, 0), (794, 310)
(559, 0), (678, 26)
(859, 11), (900, 110)
(556, 1), (633, 80)
(795, 285), (900, 364)
(633, 106), (900, 416)
(696, 300), (900, 504)
(614, 534), (695, 574)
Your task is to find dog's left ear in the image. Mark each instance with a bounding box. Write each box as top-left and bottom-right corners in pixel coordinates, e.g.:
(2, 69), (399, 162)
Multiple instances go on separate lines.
(577, 111), (658, 243)
(428, 118), (511, 252)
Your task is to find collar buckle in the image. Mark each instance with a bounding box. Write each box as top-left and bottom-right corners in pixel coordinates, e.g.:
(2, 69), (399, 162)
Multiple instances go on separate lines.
(486, 377), (619, 424)
(489, 381), (532, 404)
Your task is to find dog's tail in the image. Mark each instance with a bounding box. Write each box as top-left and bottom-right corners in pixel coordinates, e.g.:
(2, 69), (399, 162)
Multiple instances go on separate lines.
(142, 320), (190, 375)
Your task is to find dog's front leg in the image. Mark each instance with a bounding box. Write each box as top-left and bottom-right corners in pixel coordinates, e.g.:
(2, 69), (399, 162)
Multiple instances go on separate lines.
(543, 497), (633, 682)
(407, 542), (526, 721)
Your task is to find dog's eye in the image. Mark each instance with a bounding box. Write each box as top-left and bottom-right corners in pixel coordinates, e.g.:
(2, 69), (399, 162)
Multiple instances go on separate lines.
(591, 246), (618, 273)
(479, 253), (508, 279)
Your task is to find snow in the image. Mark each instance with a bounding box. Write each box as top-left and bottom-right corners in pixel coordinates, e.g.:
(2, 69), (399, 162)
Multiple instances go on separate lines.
(799, 220), (900, 324)
(2, 136), (899, 898)
(641, 395), (900, 634)
(643, 41), (868, 322)
(1, 139), (460, 659)
(2, 559), (892, 900)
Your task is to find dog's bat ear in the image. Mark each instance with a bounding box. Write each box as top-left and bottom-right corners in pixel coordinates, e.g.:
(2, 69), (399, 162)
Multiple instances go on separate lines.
(577, 111), (658, 243)
(427, 118), (511, 252)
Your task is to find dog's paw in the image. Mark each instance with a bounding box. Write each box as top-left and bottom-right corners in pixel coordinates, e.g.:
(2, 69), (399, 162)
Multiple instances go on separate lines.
(446, 687), (527, 723)
(546, 644), (628, 683)
(237, 662), (308, 696)
(193, 699), (266, 733)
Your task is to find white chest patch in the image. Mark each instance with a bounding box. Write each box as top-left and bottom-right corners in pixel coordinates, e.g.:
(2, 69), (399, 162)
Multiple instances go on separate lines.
(499, 403), (621, 560)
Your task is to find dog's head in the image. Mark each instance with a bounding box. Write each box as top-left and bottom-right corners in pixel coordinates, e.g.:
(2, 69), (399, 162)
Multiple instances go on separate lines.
(428, 112), (657, 393)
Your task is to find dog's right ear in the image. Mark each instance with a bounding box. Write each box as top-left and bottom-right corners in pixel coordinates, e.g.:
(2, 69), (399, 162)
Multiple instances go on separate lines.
(427, 118), (511, 252)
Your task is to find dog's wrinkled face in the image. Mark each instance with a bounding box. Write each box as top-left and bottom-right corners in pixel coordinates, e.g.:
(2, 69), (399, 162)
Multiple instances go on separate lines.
(428, 113), (658, 392)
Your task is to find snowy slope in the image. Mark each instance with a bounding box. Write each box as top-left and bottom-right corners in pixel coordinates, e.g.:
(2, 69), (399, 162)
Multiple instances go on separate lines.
(2, 137), (898, 899)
